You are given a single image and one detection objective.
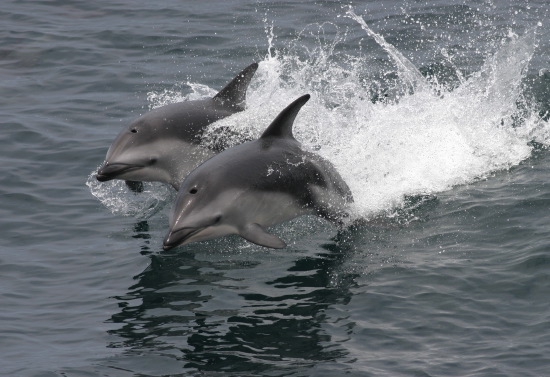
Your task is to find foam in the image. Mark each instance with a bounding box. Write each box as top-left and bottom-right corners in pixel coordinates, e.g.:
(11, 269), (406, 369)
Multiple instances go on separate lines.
(206, 11), (548, 218)
(86, 168), (174, 219)
(89, 10), (549, 220)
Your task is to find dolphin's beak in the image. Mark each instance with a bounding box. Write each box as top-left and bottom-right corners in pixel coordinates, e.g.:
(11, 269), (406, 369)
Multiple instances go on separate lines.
(96, 162), (142, 182)
(162, 227), (204, 251)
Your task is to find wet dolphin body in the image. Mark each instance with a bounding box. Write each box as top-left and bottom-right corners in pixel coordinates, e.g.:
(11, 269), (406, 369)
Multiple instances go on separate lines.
(96, 62), (259, 191)
(163, 94), (354, 250)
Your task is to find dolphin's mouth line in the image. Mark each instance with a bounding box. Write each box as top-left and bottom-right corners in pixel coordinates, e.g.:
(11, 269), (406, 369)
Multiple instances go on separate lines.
(175, 227), (205, 240)
(163, 227), (206, 250)
(96, 163), (144, 181)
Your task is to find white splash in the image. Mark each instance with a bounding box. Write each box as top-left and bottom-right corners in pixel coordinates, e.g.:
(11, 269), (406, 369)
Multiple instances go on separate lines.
(86, 168), (174, 219)
(203, 11), (549, 219)
(90, 9), (549, 221)
(146, 83), (217, 109)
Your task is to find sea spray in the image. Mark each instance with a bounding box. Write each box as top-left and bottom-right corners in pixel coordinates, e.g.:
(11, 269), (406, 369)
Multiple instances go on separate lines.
(86, 168), (174, 219)
(90, 11), (549, 223)
(206, 13), (548, 218)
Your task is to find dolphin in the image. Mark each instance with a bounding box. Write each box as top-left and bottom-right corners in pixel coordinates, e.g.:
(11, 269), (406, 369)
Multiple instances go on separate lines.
(163, 94), (354, 250)
(96, 62), (259, 191)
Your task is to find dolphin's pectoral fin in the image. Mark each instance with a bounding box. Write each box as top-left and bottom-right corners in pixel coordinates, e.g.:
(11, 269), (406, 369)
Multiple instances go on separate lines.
(125, 180), (144, 193)
(240, 223), (287, 249)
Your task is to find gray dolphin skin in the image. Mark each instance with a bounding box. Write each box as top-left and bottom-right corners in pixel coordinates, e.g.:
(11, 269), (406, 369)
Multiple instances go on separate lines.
(96, 62), (259, 191)
(163, 94), (354, 250)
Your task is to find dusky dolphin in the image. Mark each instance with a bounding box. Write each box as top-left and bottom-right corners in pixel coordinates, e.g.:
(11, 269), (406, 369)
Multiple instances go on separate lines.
(96, 62), (259, 191)
(163, 94), (354, 250)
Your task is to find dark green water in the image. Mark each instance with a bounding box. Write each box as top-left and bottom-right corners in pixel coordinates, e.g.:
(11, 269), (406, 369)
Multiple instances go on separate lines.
(2, 1), (549, 376)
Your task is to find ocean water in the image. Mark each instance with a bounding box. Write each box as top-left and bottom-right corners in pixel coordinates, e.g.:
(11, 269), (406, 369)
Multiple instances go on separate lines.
(2, 0), (550, 376)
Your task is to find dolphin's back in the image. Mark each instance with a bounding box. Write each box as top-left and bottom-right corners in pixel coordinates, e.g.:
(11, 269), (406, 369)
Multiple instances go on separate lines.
(137, 99), (233, 142)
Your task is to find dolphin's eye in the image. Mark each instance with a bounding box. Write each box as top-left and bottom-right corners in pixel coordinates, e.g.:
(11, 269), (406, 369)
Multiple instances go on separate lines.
(214, 215), (222, 223)
(150, 157), (157, 164)
(130, 128), (137, 133)
(189, 188), (198, 194)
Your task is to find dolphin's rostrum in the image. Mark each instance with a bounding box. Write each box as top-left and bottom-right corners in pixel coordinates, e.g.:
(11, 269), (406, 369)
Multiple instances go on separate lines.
(96, 62), (259, 191)
(163, 94), (354, 250)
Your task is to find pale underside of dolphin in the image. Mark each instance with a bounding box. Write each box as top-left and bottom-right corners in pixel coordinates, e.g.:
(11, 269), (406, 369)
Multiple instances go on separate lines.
(163, 94), (354, 250)
(96, 62), (259, 191)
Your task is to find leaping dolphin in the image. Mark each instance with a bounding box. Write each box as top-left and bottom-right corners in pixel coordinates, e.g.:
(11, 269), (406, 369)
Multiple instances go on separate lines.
(96, 62), (259, 191)
(163, 94), (354, 250)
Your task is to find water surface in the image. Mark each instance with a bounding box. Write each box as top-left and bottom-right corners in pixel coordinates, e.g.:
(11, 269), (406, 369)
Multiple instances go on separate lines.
(2, 1), (550, 376)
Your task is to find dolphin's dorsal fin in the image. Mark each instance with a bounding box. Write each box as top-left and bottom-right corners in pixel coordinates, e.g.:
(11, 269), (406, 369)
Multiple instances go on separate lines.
(213, 62), (259, 111)
(260, 94), (310, 139)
